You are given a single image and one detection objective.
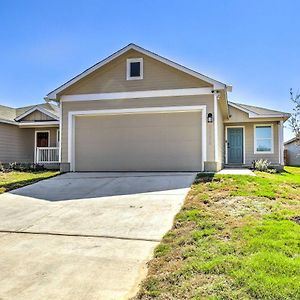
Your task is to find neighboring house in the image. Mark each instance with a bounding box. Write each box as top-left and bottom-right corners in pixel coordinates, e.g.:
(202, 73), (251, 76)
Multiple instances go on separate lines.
(284, 137), (300, 166)
(0, 44), (290, 171)
(0, 103), (59, 165)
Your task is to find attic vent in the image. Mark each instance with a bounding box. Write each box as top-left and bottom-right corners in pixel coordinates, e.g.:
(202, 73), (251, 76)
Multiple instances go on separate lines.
(127, 58), (143, 80)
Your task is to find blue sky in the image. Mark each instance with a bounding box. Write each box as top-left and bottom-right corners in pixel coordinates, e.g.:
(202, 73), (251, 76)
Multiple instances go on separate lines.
(1, 0), (299, 140)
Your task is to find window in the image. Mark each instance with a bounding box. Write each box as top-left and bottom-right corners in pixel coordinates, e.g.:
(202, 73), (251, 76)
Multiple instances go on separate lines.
(127, 58), (143, 80)
(254, 125), (273, 153)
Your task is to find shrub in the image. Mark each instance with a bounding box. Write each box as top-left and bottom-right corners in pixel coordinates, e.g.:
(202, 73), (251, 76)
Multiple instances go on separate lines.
(253, 159), (272, 172)
(0, 163), (5, 172)
(267, 168), (277, 174)
(1, 162), (45, 172)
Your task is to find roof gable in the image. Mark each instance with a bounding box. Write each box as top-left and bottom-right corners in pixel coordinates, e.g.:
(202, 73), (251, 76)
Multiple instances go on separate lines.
(46, 43), (229, 100)
(15, 105), (59, 122)
(284, 137), (299, 145)
(229, 102), (290, 120)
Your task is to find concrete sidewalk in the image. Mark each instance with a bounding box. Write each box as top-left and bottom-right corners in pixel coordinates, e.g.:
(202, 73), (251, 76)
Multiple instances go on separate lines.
(217, 168), (256, 176)
(0, 172), (196, 300)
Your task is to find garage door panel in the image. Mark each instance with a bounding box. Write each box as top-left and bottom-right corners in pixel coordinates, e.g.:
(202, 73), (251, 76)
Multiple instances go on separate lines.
(75, 112), (202, 171)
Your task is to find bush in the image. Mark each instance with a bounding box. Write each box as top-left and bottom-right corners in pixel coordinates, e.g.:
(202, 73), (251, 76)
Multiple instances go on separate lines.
(253, 159), (270, 172)
(0, 163), (5, 172)
(253, 159), (276, 173)
(0, 162), (45, 172)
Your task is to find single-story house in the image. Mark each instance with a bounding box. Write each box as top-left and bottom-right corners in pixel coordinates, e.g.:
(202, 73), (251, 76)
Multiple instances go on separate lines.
(284, 137), (300, 166)
(0, 103), (59, 165)
(0, 43), (290, 172)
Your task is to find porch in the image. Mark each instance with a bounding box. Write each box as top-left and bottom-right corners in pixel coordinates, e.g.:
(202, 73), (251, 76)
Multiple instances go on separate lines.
(34, 128), (60, 164)
(36, 147), (60, 164)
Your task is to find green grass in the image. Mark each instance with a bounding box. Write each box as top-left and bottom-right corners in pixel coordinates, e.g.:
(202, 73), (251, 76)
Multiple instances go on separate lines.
(134, 167), (300, 300)
(0, 171), (60, 194)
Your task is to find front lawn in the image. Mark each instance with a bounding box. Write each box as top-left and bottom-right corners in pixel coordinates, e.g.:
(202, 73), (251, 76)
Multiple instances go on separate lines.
(134, 167), (300, 299)
(0, 171), (60, 194)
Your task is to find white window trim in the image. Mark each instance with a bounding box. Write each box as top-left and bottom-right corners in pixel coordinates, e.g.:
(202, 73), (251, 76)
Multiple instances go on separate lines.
(34, 130), (50, 163)
(225, 126), (245, 164)
(56, 129), (60, 147)
(254, 124), (274, 154)
(126, 58), (143, 80)
(67, 105), (207, 172)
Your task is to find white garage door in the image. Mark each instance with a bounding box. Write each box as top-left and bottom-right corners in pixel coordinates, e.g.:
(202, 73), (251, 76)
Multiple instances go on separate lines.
(74, 112), (202, 171)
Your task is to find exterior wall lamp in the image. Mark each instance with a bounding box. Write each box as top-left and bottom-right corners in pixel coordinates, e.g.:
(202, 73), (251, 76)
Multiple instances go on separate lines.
(207, 113), (213, 123)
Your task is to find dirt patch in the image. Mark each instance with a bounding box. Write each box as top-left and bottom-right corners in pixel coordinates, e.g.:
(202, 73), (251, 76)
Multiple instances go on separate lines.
(214, 196), (271, 217)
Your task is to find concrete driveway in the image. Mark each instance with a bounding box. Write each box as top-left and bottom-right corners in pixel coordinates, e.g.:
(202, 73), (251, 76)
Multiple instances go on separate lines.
(0, 172), (196, 300)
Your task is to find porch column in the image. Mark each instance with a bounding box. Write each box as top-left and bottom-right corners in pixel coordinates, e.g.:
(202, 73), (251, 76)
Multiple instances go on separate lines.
(214, 92), (219, 162)
(278, 120), (284, 165)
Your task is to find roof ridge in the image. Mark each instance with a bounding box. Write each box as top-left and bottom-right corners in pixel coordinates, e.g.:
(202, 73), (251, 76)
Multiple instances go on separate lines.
(0, 104), (15, 110)
(17, 103), (45, 110)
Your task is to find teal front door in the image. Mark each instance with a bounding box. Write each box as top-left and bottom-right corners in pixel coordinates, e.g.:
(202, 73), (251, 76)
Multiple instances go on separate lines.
(227, 128), (243, 164)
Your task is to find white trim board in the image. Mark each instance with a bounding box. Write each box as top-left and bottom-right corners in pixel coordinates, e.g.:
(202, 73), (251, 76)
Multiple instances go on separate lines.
(46, 43), (229, 100)
(60, 87), (214, 102)
(56, 129), (60, 148)
(15, 106), (59, 121)
(0, 119), (18, 125)
(225, 126), (246, 165)
(214, 93), (219, 162)
(59, 105), (62, 162)
(18, 121), (59, 128)
(67, 105), (207, 172)
(278, 121), (283, 164)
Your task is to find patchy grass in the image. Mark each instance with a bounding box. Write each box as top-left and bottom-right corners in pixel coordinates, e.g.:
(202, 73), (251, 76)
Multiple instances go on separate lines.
(0, 171), (60, 194)
(134, 167), (300, 300)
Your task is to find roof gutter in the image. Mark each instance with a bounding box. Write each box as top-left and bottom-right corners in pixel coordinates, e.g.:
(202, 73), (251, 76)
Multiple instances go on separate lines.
(44, 96), (60, 104)
(0, 118), (18, 125)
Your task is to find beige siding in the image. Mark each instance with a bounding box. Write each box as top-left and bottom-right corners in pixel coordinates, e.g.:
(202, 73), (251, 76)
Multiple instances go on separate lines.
(285, 142), (300, 166)
(22, 111), (56, 121)
(58, 49), (212, 96)
(0, 125), (59, 163)
(61, 95), (214, 164)
(228, 106), (249, 122)
(75, 113), (202, 171)
(225, 122), (280, 165)
(0, 124), (34, 163)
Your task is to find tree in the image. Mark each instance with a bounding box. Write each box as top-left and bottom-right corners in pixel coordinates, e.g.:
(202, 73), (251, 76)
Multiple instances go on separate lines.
(289, 88), (300, 143)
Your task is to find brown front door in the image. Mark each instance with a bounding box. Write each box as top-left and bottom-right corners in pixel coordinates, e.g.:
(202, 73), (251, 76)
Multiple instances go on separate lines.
(36, 132), (49, 147)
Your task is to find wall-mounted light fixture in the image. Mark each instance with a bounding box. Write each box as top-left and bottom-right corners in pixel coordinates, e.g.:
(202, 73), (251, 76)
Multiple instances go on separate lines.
(207, 113), (213, 123)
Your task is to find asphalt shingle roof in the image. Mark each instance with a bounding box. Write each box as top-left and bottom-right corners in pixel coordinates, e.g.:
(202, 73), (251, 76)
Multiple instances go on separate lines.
(0, 102), (59, 123)
(229, 101), (290, 117)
